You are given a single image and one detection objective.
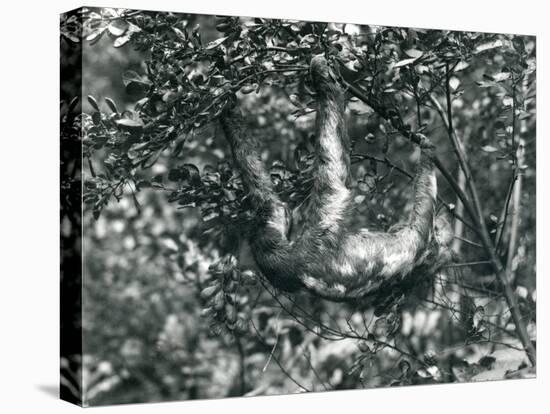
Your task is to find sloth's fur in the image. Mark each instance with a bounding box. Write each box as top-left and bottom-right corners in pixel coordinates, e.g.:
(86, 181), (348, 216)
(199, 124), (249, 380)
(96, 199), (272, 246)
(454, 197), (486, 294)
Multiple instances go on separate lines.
(220, 56), (452, 301)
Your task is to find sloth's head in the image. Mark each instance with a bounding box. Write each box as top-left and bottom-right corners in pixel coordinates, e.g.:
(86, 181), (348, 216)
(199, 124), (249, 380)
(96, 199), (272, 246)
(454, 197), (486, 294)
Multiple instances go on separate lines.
(310, 55), (342, 99)
(310, 55), (331, 81)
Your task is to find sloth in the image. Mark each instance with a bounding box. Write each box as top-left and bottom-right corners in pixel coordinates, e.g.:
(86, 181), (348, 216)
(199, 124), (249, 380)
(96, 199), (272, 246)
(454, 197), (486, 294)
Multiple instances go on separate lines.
(219, 55), (452, 302)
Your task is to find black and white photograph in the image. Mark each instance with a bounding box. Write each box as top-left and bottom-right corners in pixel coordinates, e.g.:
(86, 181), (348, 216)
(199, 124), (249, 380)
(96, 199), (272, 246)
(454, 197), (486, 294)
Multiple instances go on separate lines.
(58, 4), (537, 408)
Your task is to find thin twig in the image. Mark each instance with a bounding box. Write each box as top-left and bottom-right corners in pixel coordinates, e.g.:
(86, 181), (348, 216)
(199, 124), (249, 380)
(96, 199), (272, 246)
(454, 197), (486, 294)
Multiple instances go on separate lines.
(262, 312), (282, 372)
(251, 320), (310, 392)
(453, 235), (483, 248)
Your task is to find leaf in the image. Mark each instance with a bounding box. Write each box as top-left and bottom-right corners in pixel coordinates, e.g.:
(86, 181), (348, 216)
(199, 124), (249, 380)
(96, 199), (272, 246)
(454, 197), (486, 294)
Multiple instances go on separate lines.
(426, 365), (441, 380)
(122, 71), (151, 97)
(300, 34), (317, 45)
(67, 96), (79, 113)
(288, 94), (301, 106)
(172, 27), (186, 39)
(474, 39), (504, 54)
(416, 368), (431, 378)
(162, 91), (179, 104)
(161, 238), (178, 252)
(62, 32), (80, 43)
(241, 270), (257, 286)
(213, 291), (225, 311)
(476, 80), (495, 88)
(449, 76), (460, 91)
(134, 97), (149, 111)
(454, 61), (470, 72)
(358, 176), (376, 193)
(481, 145), (498, 153)
(491, 72), (511, 82)
(205, 36), (228, 50)
(91, 111), (102, 125)
(122, 70), (147, 87)
(404, 48), (423, 58)
(394, 57), (418, 68)
(87, 95), (100, 111)
(115, 118), (144, 130)
(512, 37), (525, 54)
(502, 96), (514, 106)
(200, 306), (215, 318)
(92, 209), (101, 220)
(108, 19), (129, 37)
(399, 360), (411, 376)
(86, 27), (106, 44)
(113, 35), (130, 48)
(104, 97), (118, 113)
(216, 22), (231, 32)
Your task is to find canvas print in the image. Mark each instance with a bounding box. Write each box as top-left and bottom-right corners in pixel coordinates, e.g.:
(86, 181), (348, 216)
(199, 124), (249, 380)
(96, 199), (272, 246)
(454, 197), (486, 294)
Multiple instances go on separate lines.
(60, 6), (536, 407)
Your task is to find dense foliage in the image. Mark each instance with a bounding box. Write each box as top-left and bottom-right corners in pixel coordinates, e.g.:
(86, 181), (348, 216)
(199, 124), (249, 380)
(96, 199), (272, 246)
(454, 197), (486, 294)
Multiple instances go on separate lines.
(60, 7), (536, 405)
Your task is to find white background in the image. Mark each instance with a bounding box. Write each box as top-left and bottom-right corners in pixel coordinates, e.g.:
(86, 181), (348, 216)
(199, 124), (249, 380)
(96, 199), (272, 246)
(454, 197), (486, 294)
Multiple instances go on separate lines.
(0, 0), (547, 412)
